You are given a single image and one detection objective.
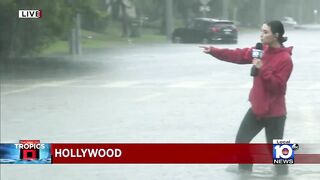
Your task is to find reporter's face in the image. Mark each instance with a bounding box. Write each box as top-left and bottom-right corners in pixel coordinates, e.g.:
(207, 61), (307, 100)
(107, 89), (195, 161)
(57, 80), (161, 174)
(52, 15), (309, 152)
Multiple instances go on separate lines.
(260, 24), (277, 45)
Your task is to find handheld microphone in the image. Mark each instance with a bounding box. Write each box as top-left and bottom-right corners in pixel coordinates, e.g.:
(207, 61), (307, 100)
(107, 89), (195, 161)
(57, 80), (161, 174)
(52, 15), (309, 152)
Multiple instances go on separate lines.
(250, 43), (263, 77)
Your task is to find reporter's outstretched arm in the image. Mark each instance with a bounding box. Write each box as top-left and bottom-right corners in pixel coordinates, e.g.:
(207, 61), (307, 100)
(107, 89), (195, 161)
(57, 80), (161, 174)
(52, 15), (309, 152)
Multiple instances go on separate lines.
(200, 46), (253, 64)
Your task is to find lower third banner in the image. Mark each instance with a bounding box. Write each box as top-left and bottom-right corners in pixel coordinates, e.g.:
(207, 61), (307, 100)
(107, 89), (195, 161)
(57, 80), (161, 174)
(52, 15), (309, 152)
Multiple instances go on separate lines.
(50, 143), (320, 164)
(1, 143), (320, 164)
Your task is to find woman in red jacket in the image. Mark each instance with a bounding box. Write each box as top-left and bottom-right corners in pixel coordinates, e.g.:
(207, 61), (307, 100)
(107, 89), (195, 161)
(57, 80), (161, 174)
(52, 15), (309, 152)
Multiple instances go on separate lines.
(201, 20), (293, 175)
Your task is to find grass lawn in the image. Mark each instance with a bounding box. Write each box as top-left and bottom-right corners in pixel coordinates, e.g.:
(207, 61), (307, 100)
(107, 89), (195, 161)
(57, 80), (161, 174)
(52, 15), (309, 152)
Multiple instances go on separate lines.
(40, 24), (167, 56)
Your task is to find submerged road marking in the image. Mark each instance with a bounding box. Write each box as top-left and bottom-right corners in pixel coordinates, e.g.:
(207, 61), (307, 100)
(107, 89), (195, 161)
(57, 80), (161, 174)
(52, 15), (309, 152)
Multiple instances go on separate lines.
(1, 79), (87, 96)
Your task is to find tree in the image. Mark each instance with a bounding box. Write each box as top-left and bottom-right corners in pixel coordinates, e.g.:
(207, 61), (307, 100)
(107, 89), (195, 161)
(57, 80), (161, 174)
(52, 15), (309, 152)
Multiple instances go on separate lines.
(0, 0), (109, 58)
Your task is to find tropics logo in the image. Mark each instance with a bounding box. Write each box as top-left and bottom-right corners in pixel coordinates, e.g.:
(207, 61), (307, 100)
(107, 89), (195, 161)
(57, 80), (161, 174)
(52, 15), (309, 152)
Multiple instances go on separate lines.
(18, 10), (42, 18)
(0, 140), (51, 164)
(15, 140), (45, 160)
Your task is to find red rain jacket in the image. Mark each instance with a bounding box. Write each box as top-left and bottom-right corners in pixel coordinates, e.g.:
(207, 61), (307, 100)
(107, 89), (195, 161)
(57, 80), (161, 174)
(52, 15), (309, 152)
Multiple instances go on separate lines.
(208, 45), (293, 118)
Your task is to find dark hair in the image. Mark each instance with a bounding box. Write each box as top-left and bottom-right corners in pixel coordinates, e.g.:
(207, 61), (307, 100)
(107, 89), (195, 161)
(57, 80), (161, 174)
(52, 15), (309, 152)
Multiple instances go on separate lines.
(266, 20), (288, 44)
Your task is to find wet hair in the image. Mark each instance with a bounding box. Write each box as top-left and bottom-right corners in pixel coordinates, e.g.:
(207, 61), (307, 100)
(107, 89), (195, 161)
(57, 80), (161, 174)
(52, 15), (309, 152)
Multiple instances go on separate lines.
(266, 20), (288, 44)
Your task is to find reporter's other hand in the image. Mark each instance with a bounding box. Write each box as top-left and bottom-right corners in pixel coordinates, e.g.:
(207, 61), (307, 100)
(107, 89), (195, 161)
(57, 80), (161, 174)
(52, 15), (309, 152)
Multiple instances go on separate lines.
(252, 58), (263, 69)
(199, 46), (211, 53)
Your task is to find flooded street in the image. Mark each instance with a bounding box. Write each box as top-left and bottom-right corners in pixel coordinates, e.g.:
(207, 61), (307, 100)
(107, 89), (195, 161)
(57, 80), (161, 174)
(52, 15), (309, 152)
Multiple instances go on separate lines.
(1, 30), (320, 179)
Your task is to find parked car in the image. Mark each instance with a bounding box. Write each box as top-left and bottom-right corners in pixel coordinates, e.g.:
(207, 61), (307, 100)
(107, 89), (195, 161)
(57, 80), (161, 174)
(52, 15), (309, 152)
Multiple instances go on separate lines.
(281, 17), (298, 29)
(172, 18), (238, 44)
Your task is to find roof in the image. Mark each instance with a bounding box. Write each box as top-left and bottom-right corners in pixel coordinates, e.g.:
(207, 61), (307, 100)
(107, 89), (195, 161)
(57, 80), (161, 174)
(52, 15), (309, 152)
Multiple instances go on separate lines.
(193, 18), (233, 23)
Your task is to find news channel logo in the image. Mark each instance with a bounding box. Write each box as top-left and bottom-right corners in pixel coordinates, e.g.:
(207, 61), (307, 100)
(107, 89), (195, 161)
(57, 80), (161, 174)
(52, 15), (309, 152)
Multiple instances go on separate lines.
(0, 140), (51, 164)
(251, 49), (263, 59)
(273, 139), (299, 164)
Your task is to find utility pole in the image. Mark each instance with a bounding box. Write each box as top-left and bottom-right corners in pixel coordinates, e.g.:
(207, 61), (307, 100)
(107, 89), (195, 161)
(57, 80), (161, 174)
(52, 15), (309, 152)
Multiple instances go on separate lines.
(233, 7), (238, 23)
(260, 0), (266, 24)
(70, 13), (82, 56)
(222, 0), (229, 20)
(69, 0), (82, 56)
(75, 13), (82, 55)
(165, 0), (173, 40)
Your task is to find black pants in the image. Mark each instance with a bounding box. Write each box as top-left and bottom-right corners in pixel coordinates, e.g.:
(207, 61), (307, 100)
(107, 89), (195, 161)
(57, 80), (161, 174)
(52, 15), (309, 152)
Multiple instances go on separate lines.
(235, 108), (287, 172)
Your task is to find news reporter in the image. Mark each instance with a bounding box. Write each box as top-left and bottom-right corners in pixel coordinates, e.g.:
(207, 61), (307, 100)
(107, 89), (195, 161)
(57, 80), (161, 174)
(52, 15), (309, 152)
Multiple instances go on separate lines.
(201, 21), (293, 175)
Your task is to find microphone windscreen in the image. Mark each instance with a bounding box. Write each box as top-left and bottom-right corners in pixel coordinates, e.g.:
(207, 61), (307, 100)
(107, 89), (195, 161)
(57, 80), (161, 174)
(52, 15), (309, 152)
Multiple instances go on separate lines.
(255, 43), (263, 50)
